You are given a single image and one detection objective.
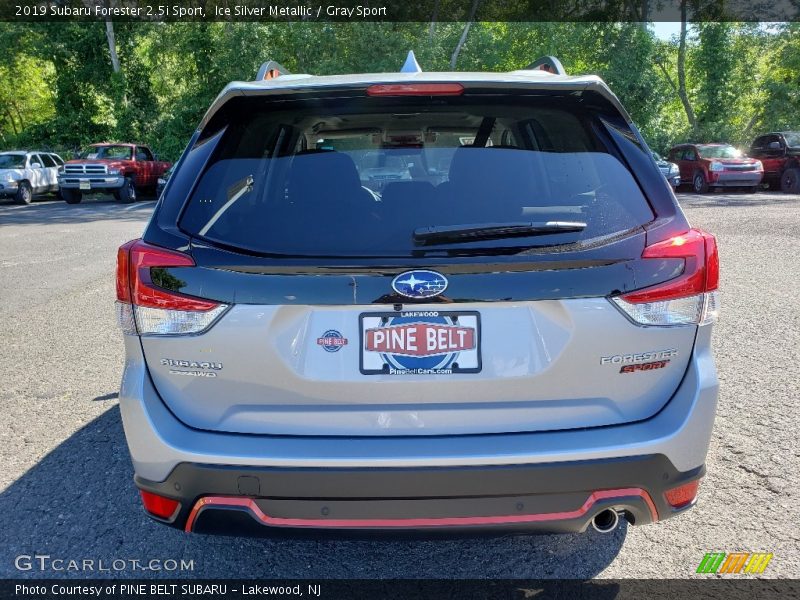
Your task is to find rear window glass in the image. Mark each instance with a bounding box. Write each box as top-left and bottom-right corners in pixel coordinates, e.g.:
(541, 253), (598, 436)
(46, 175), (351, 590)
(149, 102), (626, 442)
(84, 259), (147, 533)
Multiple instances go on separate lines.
(179, 96), (654, 257)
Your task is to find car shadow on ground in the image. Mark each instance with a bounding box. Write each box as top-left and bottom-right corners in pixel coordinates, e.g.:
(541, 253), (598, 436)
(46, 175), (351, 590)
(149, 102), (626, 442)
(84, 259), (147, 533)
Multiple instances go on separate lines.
(0, 196), (157, 226)
(0, 407), (626, 579)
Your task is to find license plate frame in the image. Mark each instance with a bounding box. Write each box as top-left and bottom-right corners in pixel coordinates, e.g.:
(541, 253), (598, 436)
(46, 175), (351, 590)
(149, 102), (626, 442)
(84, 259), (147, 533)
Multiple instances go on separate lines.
(359, 310), (482, 376)
(79, 181), (91, 190)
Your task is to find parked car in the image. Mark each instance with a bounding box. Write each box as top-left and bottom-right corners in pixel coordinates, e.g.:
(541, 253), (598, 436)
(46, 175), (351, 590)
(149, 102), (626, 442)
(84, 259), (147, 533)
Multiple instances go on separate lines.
(155, 165), (173, 197)
(117, 54), (719, 537)
(652, 151), (681, 189)
(0, 150), (64, 204)
(668, 143), (763, 193)
(58, 143), (171, 204)
(747, 131), (800, 193)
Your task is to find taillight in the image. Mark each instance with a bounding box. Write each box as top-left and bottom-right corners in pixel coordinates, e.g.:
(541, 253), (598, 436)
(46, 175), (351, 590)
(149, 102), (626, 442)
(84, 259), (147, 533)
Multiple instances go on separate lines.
(116, 240), (135, 303)
(612, 229), (719, 326)
(366, 83), (464, 96)
(116, 239), (228, 336)
(140, 490), (180, 519)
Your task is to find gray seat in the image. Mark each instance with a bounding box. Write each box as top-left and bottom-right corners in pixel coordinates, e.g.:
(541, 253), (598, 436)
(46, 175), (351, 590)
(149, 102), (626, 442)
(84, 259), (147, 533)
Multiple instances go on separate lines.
(380, 181), (436, 205)
(288, 150), (371, 206)
(438, 147), (539, 221)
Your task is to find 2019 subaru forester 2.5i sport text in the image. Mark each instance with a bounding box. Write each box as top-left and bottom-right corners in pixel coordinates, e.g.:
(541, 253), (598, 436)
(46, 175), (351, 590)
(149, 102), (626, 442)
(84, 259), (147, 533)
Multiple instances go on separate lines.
(116, 55), (719, 536)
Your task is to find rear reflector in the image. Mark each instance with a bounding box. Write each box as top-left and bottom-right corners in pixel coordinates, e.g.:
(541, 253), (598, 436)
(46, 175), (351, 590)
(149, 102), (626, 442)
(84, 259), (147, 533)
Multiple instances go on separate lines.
(664, 480), (700, 508)
(366, 83), (464, 97)
(612, 229), (719, 327)
(140, 490), (180, 519)
(116, 239), (228, 336)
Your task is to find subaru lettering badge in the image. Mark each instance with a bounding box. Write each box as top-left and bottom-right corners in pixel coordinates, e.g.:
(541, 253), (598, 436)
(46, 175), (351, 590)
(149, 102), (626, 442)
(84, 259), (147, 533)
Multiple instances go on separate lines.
(391, 270), (448, 299)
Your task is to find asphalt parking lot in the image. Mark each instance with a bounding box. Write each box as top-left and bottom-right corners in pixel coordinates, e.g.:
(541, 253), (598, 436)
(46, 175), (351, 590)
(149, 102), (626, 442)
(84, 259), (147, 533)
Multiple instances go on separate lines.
(0, 192), (798, 579)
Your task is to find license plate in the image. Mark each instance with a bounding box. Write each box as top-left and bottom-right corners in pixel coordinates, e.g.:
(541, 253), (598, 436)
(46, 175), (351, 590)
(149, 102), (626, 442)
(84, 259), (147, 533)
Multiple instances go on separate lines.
(359, 310), (481, 375)
(79, 181), (91, 190)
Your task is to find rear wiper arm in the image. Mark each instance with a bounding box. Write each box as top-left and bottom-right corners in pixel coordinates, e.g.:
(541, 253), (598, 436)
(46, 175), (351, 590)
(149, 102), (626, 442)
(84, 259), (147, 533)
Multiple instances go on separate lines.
(198, 175), (254, 236)
(413, 221), (587, 245)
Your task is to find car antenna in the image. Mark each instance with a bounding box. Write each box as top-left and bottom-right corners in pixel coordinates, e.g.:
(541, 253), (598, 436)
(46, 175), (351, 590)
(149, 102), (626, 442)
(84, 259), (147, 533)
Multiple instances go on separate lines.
(401, 50), (422, 73)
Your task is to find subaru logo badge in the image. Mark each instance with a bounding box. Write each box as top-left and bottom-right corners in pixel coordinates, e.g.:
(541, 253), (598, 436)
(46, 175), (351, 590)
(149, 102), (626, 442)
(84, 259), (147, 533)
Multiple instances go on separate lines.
(391, 270), (448, 299)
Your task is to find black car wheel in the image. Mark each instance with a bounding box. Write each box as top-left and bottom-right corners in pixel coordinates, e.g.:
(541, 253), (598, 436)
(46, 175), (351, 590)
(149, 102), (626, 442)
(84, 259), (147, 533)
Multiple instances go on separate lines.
(62, 188), (82, 204)
(780, 168), (799, 194)
(118, 177), (137, 204)
(692, 172), (709, 194)
(14, 180), (32, 204)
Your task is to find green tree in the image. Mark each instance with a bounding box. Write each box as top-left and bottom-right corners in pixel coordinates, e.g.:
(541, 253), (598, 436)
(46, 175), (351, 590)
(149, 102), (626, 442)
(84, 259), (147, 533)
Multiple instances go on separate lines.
(0, 20), (797, 160)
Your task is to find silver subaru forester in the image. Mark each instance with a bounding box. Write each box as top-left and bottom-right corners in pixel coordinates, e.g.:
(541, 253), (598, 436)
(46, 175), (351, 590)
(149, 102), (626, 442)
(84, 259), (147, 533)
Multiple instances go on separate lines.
(116, 54), (719, 536)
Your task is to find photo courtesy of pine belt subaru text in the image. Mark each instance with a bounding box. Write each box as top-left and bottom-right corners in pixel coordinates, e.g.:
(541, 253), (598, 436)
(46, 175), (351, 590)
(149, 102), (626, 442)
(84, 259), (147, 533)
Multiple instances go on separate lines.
(115, 53), (720, 536)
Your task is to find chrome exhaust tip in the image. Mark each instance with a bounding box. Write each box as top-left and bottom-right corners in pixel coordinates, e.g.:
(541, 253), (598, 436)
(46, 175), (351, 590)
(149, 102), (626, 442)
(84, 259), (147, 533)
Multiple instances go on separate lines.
(591, 509), (620, 533)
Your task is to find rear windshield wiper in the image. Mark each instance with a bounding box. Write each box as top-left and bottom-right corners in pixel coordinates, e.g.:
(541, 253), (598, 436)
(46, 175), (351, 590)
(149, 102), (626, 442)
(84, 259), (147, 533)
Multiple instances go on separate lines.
(413, 221), (587, 245)
(198, 175), (254, 236)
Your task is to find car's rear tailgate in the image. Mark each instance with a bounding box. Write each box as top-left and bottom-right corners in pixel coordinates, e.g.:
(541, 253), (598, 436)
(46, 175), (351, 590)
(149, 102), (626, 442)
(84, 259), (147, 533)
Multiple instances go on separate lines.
(136, 83), (700, 437)
(139, 262), (697, 436)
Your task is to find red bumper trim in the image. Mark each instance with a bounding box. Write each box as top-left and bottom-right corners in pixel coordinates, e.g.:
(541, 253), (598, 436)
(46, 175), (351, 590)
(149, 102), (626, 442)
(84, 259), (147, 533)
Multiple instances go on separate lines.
(184, 487), (658, 533)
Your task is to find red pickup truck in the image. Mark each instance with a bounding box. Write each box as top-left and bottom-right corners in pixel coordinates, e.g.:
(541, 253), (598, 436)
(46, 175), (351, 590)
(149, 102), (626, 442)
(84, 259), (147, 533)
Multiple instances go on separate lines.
(58, 143), (171, 204)
(747, 132), (800, 193)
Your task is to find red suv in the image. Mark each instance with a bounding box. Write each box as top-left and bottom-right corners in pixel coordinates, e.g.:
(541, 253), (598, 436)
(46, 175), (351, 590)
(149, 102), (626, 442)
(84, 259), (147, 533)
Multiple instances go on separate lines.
(668, 143), (763, 193)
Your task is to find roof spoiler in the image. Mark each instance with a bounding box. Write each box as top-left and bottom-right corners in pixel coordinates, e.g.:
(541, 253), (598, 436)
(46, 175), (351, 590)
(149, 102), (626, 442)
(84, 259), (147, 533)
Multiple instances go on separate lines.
(255, 61), (290, 81)
(524, 56), (566, 75)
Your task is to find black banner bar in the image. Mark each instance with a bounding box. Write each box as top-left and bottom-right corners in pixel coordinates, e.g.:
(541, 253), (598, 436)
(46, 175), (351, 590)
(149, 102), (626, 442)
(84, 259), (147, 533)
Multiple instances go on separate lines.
(3, 579), (800, 600)
(1, 0), (799, 23)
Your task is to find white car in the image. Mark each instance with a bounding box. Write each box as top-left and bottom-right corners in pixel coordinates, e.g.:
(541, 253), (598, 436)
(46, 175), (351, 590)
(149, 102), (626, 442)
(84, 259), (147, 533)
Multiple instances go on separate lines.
(0, 151), (64, 204)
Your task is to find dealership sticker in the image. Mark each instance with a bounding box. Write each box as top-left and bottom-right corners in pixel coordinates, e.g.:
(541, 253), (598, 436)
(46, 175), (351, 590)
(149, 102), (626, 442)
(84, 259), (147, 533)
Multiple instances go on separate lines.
(317, 330), (348, 352)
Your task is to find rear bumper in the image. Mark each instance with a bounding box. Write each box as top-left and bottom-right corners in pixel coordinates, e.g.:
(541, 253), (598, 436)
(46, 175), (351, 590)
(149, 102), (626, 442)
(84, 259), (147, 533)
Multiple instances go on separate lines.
(137, 455), (702, 535)
(119, 326), (718, 534)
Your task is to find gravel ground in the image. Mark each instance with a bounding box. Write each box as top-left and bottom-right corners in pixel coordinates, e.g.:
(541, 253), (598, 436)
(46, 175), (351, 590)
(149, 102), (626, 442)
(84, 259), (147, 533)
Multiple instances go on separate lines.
(0, 192), (797, 579)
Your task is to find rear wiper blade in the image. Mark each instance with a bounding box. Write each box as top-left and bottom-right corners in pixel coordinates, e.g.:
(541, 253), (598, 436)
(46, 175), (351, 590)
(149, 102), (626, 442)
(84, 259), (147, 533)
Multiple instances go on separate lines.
(413, 221), (587, 245)
(198, 175), (254, 236)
